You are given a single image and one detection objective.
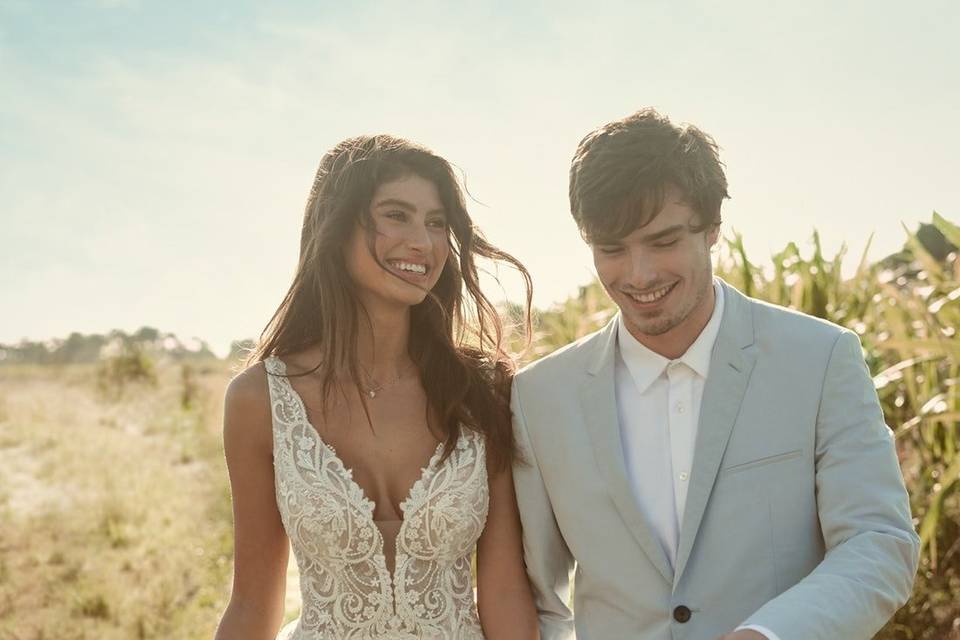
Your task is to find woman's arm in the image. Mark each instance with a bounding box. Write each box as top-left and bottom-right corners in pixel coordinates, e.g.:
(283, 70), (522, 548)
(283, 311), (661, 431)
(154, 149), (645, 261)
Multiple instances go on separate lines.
(476, 465), (540, 640)
(214, 364), (290, 640)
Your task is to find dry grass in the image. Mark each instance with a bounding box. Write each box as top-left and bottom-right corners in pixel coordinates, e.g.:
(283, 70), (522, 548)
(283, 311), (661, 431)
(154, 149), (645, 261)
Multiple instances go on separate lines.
(0, 361), (238, 639)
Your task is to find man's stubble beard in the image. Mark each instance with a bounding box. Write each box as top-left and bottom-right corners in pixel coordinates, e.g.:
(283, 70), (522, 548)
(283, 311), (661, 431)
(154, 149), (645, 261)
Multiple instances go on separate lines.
(625, 263), (713, 339)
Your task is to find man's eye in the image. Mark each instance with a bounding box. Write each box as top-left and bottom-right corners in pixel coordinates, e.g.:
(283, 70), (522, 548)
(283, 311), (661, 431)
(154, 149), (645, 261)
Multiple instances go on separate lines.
(386, 210), (406, 221)
(597, 246), (623, 255)
(653, 239), (679, 248)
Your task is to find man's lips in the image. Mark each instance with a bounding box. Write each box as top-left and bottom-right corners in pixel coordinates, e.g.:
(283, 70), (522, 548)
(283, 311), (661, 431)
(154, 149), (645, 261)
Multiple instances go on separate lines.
(623, 281), (677, 305)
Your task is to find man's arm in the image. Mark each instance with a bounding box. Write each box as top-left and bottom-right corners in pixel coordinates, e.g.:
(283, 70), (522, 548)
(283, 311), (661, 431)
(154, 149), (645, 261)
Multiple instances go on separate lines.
(741, 330), (920, 639)
(511, 375), (576, 640)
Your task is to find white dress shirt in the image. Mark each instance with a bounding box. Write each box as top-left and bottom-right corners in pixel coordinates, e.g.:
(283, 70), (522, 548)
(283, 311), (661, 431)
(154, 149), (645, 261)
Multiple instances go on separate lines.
(614, 280), (780, 640)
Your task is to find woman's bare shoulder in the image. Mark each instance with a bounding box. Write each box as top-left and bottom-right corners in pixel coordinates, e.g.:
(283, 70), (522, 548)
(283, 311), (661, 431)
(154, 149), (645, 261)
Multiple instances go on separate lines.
(226, 361), (270, 410)
(223, 361), (273, 450)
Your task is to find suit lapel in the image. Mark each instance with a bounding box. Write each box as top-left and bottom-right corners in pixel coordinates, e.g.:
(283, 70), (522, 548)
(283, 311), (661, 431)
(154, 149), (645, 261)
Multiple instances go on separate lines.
(675, 281), (758, 582)
(580, 318), (674, 583)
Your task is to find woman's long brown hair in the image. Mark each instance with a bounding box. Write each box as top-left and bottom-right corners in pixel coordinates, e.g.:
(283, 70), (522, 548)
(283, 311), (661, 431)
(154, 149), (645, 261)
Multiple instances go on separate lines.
(248, 135), (532, 472)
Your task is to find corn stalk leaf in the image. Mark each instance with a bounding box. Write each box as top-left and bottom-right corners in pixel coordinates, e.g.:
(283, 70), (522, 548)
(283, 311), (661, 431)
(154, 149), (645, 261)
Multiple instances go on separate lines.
(933, 211), (960, 250)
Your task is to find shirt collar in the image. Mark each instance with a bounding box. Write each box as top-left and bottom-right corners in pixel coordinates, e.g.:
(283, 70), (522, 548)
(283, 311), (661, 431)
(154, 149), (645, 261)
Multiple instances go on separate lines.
(616, 279), (725, 393)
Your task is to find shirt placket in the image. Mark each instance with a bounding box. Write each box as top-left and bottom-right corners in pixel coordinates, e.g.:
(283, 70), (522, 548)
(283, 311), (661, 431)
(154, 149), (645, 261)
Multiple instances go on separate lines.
(666, 362), (695, 532)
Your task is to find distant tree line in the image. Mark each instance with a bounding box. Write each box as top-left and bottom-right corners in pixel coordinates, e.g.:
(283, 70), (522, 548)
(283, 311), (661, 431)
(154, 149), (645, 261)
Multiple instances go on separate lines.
(0, 327), (220, 366)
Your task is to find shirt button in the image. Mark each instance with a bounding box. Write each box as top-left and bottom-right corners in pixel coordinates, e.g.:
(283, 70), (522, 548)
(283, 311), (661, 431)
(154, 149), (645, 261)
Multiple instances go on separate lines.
(673, 605), (692, 623)
(679, 471), (689, 481)
(675, 402), (685, 413)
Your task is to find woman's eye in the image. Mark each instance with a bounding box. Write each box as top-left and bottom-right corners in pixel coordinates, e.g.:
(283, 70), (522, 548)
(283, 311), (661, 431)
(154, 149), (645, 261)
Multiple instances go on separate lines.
(427, 218), (448, 229)
(386, 210), (406, 221)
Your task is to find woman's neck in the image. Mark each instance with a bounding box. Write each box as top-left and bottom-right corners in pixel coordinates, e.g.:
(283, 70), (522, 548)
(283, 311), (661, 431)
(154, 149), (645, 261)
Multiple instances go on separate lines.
(356, 304), (413, 379)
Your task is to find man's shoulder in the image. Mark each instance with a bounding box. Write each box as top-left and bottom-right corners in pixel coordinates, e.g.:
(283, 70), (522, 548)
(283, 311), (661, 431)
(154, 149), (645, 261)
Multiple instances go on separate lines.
(733, 286), (851, 348)
(515, 321), (611, 384)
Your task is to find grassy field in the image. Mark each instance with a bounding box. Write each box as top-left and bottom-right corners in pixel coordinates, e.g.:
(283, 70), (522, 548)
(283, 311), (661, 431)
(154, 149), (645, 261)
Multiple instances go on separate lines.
(0, 360), (248, 639)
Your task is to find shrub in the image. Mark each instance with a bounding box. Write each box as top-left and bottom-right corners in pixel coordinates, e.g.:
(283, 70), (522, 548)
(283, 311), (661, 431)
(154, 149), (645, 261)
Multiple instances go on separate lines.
(96, 342), (157, 398)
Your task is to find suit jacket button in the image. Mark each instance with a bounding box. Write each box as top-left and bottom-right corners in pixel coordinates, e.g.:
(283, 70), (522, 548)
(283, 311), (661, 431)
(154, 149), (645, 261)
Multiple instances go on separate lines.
(673, 605), (692, 623)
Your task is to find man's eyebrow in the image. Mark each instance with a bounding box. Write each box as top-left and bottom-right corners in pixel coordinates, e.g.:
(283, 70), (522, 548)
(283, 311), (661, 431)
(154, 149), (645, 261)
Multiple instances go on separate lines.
(590, 236), (623, 245)
(638, 224), (685, 242)
(591, 224), (686, 245)
(372, 198), (446, 216)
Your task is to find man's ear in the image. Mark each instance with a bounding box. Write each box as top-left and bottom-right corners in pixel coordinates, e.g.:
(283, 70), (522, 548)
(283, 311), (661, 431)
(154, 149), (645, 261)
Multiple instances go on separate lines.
(706, 222), (721, 248)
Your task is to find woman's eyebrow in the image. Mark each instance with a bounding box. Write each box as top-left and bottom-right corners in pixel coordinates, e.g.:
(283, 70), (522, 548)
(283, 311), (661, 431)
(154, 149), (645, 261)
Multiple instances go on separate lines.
(372, 198), (416, 210)
(373, 198), (446, 217)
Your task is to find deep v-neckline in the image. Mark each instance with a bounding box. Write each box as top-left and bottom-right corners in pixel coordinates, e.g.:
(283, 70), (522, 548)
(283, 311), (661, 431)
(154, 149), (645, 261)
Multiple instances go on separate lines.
(270, 356), (450, 538)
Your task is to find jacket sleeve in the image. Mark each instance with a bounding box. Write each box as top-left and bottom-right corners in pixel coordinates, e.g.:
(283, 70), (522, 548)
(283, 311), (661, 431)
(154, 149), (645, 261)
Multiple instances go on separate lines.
(742, 330), (920, 639)
(511, 374), (576, 640)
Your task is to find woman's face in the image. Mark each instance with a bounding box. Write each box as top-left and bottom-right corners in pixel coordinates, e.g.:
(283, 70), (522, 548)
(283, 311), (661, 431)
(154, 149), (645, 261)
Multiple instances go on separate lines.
(345, 173), (450, 311)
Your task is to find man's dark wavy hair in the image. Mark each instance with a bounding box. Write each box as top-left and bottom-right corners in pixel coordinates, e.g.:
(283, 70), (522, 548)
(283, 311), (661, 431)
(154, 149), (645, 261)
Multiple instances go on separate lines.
(569, 107), (730, 242)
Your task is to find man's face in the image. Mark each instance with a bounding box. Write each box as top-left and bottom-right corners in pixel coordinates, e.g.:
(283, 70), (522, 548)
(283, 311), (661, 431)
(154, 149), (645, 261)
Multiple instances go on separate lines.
(590, 187), (719, 356)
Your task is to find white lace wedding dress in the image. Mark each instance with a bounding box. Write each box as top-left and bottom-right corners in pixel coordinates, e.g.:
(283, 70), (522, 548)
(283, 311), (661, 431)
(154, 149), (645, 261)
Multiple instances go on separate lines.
(265, 357), (489, 640)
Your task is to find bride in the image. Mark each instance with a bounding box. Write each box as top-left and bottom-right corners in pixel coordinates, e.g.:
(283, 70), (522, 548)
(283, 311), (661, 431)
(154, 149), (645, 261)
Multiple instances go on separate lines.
(214, 135), (540, 639)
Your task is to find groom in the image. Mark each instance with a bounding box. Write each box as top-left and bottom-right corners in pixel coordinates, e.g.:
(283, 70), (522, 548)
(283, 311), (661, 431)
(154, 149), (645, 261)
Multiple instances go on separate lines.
(511, 108), (919, 639)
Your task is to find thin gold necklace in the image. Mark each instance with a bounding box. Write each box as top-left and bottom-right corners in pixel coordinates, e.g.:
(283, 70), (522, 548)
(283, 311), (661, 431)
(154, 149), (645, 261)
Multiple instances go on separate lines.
(359, 361), (414, 399)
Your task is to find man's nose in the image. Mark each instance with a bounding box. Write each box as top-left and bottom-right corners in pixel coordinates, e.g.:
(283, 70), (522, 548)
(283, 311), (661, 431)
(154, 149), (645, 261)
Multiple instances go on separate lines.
(628, 249), (659, 286)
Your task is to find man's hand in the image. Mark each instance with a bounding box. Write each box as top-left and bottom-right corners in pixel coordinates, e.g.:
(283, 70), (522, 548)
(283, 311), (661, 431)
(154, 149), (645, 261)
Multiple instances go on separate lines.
(717, 631), (768, 640)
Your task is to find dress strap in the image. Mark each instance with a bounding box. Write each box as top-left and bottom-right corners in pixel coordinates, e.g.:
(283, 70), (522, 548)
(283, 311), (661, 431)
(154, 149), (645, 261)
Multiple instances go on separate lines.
(262, 356), (295, 446)
(263, 354), (285, 376)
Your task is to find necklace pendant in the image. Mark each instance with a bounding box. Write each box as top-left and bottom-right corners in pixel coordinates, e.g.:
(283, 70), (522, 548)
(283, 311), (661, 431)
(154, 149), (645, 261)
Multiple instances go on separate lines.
(368, 389), (377, 399)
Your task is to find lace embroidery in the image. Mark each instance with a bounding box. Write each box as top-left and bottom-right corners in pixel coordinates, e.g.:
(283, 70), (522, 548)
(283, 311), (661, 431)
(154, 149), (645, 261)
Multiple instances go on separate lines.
(265, 357), (489, 639)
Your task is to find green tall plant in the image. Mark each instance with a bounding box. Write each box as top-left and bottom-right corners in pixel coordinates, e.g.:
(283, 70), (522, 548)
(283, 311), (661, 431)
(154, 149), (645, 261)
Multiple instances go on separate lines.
(524, 214), (960, 639)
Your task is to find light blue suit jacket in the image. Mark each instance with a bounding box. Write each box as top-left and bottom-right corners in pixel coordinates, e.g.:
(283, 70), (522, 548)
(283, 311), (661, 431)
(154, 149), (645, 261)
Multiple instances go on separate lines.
(511, 279), (919, 640)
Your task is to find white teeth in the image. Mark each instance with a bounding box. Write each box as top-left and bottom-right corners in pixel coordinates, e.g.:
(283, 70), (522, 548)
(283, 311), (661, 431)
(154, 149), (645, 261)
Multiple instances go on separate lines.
(631, 283), (673, 304)
(392, 261), (426, 275)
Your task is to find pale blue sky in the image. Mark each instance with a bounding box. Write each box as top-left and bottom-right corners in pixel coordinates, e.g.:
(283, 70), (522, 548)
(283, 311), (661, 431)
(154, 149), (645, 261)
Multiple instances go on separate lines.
(2, 1), (958, 355)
